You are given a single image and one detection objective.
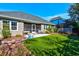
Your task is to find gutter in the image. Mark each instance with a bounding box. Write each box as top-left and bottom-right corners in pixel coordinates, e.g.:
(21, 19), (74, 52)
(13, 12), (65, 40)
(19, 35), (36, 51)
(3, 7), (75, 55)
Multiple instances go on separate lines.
(0, 14), (55, 25)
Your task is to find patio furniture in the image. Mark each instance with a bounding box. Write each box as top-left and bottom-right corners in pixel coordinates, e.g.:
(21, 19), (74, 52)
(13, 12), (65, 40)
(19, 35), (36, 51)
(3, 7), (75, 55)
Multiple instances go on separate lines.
(28, 33), (34, 39)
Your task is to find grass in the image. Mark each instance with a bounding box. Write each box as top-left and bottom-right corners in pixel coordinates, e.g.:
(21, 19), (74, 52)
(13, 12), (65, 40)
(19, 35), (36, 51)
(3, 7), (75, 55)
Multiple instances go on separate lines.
(23, 34), (79, 56)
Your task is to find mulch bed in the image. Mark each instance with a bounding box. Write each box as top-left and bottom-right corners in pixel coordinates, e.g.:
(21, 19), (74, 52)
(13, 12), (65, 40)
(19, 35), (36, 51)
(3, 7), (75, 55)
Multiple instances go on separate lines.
(0, 36), (31, 56)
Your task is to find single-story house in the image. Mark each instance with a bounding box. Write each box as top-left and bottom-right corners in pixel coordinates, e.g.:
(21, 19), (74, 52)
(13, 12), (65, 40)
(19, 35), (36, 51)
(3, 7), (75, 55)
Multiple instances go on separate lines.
(57, 20), (72, 34)
(0, 11), (54, 37)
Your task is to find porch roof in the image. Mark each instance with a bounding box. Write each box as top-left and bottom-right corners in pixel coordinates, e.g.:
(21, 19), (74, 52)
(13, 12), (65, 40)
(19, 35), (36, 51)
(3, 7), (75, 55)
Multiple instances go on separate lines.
(0, 11), (55, 25)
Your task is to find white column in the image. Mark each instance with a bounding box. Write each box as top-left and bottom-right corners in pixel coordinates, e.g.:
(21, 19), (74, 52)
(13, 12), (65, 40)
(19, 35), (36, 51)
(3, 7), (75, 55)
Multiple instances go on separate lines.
(0, 20), (3, 38)
(35, 24), (36, 32)
(41, 24), (44, 32)
(31, 24), (33, 32)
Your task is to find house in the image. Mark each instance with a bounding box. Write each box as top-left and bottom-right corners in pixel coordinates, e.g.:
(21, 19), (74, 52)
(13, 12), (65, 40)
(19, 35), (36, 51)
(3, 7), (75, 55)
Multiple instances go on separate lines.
(57, 19), (72, 34)
(0, 11), (54, 38)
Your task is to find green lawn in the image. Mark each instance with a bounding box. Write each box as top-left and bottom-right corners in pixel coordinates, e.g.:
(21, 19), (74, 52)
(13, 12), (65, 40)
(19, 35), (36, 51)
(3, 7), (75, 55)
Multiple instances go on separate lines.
(23, 34), (79, 56)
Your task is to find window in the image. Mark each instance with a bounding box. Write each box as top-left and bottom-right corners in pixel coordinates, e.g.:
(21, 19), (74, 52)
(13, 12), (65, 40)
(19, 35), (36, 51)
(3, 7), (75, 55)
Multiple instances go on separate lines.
(44, 25), (46, 29)
(3, 20), (10, 30)
(3, 20), (9, 26)
(11, 21), (17, 30)
(44, 25), (47, 29)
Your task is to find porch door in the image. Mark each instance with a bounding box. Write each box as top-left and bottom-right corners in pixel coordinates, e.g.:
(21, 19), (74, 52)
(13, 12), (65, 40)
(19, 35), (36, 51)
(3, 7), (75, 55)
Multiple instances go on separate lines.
(24, 23), (31, 32)
(36, 24), (41, 32)
(32, 24), (36, 32)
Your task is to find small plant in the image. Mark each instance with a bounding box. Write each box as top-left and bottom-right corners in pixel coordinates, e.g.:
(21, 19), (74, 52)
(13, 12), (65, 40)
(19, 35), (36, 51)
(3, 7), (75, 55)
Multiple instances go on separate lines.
(44, 30), (50, 34)
(2, 30), (11, 38)
(45, 25), (54, 34)
(2, 20), (11, 38)
(54, 27), (58, 32)
(15, 34), (22, 37)
(24, 31), (30, 35)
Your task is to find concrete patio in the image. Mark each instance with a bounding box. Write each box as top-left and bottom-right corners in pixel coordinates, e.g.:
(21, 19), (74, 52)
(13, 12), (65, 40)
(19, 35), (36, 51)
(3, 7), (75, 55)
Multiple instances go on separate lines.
(33, 34), (50, 38)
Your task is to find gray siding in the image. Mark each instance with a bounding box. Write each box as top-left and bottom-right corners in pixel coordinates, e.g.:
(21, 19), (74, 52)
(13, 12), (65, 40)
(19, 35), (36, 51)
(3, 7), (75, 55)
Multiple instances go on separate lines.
(0, 20), (3, 38)
(10, 22), (24, 36)
(0, 20), (24, 37)
(41, 24), (45, 32)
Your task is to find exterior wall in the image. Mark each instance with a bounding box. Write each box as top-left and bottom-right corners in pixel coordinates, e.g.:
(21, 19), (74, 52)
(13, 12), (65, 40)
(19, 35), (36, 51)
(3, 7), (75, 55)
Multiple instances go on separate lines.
(41, 24), (45, 32)
(0, 20), (3, 38)
(36, 24), (41, 32)
(0, 19), (54, 37)
(24, 23), (41, 33)
(0, 20), (24, 37)
(44, 25), (48, 29)
(58, 28), (72, 33)
(10, 21), (24, 36)
(24, 23), (31, 32)
(52, 25), (55, 28)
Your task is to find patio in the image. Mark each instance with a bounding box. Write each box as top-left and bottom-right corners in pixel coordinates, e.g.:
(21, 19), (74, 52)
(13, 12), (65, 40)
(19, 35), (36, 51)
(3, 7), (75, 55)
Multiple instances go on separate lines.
(24, 33), (50, 39)
(33, 34), (49, 38)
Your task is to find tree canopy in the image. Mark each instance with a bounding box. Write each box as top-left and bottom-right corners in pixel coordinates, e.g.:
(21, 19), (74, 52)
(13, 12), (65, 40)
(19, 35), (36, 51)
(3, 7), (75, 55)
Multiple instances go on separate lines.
(69, 3), (79, 28)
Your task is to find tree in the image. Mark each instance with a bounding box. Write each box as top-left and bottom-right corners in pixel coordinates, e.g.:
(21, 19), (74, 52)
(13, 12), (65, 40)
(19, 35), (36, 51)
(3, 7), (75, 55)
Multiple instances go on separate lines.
(68, 3), (79, 35)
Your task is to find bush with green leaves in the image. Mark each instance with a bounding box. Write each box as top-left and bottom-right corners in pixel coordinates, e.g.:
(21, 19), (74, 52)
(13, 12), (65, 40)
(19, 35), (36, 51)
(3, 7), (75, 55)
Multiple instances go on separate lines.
(53, 27), (58, 32)
(68, 4), (79, 35)
(15, 34), (22, 37)
(2, 20), (11, 38)
(45, 25), (54, 34)
(2, 30), (11, 38)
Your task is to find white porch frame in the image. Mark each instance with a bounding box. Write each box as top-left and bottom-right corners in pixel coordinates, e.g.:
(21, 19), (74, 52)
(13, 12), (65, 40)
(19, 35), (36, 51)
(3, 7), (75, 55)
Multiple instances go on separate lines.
(31, 24), (36, 32)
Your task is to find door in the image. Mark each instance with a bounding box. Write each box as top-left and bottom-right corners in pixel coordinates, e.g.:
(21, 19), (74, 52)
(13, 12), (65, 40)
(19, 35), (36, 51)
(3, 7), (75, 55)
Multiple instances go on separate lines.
(32, 24), (36, 32)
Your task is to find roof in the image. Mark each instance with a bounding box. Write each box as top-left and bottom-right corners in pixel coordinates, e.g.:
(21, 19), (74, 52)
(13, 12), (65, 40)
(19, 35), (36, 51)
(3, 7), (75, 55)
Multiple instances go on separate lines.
(0, 11), (54, 25)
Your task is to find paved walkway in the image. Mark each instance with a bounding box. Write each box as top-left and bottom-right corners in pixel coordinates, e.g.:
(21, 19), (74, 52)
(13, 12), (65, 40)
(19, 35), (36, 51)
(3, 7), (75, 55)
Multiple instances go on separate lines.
(33, 34), (49, 38)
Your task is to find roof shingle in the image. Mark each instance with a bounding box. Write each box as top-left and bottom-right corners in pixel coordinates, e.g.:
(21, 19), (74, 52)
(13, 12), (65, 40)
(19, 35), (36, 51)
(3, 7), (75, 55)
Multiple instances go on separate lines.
(0, 11), (54, 25)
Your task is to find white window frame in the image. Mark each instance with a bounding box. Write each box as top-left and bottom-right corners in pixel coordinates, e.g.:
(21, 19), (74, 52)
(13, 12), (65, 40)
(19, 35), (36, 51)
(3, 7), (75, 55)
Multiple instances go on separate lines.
(10, 21), (18, 31)
(3, 20), (10, 30)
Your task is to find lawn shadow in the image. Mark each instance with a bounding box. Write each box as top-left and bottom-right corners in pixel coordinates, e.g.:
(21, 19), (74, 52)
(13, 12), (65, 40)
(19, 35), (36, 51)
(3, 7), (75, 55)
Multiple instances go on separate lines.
(60, 34), (79, 56)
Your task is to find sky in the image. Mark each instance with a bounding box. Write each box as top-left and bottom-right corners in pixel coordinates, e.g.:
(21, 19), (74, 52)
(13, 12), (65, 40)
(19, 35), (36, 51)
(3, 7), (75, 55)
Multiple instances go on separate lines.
(0, 3), (71, 24)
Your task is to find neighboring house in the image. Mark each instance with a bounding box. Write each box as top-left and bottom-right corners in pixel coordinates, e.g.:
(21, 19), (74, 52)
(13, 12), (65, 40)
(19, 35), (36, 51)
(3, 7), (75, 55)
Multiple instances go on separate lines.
(50, 17), (73, 34)
(58, 19), (73, 34)
(0, 11), (54, 37)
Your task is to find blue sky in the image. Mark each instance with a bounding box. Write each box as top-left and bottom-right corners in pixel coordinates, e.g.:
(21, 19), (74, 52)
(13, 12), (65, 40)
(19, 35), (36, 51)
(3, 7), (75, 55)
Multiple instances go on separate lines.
(0, 3), (71, 24)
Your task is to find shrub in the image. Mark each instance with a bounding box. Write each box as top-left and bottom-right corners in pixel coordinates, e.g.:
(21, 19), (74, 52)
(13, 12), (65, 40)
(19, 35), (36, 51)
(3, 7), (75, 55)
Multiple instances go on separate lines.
(15, 34), (22, 37)
(54, 27), (58, 32)
(44, 30), (50, 34)
(2, 20), (11, 38)
(45, 25), (54, 34)
(2, 30), (11, 38)
(24, 31), (29, 34)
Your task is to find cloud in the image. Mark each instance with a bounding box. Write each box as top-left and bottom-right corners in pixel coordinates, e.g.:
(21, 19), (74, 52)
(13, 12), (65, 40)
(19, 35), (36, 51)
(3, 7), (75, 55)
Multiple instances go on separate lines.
(42, 13), (70, 21)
